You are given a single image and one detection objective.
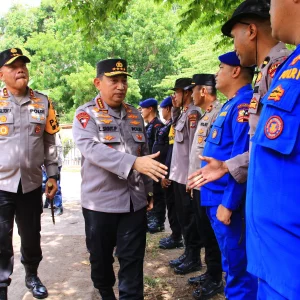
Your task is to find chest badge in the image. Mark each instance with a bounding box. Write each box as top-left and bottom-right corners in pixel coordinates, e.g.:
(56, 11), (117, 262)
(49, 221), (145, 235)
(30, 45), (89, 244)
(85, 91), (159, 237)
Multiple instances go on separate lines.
(0, 116), (7, 122)
(198, 136), (204, 144)
(264, 116), (283, 140)
(268, 85), (285, 102)
(104, 135), (115, 141)
(127, 114), (138, 119)
(101, 119), (113, 124)
(212, 129), (218, 139)
(0, 125), (9, 136)
(199, 128), (204, 134)
(130, 121), (140, 125)
(203, 116), (209, 121)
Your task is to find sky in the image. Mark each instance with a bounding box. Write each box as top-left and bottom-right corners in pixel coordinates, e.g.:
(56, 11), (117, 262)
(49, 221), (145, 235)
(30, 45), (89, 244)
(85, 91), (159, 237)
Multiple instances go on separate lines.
(1, 0), (41, 16)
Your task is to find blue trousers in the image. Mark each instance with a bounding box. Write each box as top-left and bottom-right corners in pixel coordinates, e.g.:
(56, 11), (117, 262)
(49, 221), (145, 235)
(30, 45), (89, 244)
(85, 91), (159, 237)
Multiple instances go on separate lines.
(206, 206), (257, 300)
(258, 279), (288, 300)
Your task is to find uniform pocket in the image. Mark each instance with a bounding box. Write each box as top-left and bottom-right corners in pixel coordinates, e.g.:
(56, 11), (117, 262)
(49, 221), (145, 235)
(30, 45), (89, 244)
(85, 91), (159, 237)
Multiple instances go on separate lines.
(252, 104), (300, 155)
(0, 113), (14, 138)
(29, 119), (46, 137)
(206, 127), (223, 145)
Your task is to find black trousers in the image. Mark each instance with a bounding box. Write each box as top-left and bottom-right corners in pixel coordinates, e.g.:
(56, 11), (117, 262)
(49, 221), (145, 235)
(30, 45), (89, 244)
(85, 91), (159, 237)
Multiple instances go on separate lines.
(193, 190), (222, 282)
(164, 182), (181, 239)
(0, 184), (43, 288)
(151, 181), (166, 225)
(82, 206), (147, 300)
(173, 182), (201, 252)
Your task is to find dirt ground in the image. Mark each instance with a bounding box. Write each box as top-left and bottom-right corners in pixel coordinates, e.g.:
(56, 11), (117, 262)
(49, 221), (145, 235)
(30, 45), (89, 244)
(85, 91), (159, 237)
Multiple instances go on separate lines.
(9, 171), (225, 300)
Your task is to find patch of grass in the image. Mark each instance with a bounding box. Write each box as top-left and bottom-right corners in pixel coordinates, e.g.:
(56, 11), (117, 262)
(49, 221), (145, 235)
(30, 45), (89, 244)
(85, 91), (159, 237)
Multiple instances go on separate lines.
(144, 275), (161, 288)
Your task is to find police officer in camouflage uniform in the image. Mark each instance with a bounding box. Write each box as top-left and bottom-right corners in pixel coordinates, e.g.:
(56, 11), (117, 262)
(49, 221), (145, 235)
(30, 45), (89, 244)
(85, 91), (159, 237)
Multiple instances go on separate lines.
(153, 96), (183, 249)
(187, 74), (223, 299)
(168, 78), (202, 275)
(0, 48), (59, 300)
(139, 98), (165, 233)
(72, 58), (167, 300)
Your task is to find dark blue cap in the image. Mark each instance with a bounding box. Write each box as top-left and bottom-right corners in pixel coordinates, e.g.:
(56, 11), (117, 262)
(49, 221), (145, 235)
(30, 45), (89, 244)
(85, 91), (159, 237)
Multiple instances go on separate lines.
(139, 98), (158, 108)
(160, 96), (172, 108)
(218, 51), (241, 66)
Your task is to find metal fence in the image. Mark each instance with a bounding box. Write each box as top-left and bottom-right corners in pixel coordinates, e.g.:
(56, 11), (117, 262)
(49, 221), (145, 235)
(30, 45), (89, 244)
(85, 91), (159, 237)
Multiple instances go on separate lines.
(62, 141), (82, 165)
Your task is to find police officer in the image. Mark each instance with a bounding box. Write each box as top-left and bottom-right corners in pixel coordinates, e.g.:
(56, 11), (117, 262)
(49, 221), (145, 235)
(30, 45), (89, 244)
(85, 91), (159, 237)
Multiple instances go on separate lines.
(191, 0), (290, 186)
(153, 96), (183, 249)
(0, 48), (59, 300)
(246, 0), (300, 298)
(168, 78), (202, 275)
(187, 74), (223, 299)
(190, 51), (257, 300)
(139, 98), (165, 233)
(72, 58), (168, 300)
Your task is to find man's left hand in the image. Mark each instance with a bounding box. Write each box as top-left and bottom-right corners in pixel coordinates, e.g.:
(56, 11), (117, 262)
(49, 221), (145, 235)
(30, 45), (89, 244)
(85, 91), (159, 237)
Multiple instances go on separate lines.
(45, 178), (58, 200)
(216, 204), (232, 225)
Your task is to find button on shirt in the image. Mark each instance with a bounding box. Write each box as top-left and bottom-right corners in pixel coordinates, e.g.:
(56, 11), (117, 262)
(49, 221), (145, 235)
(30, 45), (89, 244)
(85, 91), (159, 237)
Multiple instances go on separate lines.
(0, 88), (58, 193)
(247, 45), (300, 300)
(73, 95), (152, 213)
(201, 84), (253, 209)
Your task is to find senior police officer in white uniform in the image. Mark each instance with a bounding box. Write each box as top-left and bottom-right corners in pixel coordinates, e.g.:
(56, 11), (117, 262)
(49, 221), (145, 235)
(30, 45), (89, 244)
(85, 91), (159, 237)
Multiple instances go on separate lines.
(0, 48), (59, 300)
(72, 58), (168, 300)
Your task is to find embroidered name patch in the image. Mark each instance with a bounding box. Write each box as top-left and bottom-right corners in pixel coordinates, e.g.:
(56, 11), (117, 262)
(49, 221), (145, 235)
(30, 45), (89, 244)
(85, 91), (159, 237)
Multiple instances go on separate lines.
(76, 112), (90, 128)
(264, 116), (283, 140)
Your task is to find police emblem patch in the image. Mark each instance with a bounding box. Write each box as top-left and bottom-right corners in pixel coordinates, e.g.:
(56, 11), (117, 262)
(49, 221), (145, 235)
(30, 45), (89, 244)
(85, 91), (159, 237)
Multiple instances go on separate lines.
(268, 85), (285, 101)
(76, 112), (90, 129)
(0, 116), (7, 122)
(35, 125), (41, 134)
(136, 134), (143, 141)
(0, 125), (9, 135)
(190, 121), (196, 128)
(264, 116), (283, 140)
(212, 129), (218, 139)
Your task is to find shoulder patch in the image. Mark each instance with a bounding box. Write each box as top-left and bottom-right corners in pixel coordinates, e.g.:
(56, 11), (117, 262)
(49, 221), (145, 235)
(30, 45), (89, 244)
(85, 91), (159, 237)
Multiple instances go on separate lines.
(45, 98), (60, 134)
(264, 116), (283, 139)
(76, 112), (90, 128)
(268, 62), (281, 78)
(237, 104), (249, 123)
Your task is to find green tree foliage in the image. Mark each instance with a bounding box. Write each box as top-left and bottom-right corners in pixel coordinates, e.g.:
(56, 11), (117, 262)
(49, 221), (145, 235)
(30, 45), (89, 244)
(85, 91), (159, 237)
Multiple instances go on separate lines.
(0, 0), (235, 121)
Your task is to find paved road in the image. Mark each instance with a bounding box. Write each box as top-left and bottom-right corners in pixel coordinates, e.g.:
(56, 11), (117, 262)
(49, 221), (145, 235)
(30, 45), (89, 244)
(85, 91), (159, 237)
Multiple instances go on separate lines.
(10, 170), (171, 300)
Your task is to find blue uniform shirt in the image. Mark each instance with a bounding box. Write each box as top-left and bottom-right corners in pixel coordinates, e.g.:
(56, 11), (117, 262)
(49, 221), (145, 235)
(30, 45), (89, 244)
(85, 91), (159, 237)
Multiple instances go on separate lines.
(247, 45), (300, 299)
(201, 84), (253, 209)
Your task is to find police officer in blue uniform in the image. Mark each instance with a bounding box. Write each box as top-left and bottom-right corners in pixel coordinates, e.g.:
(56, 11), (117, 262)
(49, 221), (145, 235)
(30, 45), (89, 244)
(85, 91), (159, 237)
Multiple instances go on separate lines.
(246, 0), (300, 298)
(139, 98), (165, 233)
(200, 52), (257, 300)
(153, 96), (183, 249)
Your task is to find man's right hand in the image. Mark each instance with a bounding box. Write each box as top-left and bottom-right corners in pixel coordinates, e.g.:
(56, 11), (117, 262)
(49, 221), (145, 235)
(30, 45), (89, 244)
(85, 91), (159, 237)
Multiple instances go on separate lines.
(187, 155), (229, 189)
(133, 151), (168, 182)
(161, 178), (171, 189)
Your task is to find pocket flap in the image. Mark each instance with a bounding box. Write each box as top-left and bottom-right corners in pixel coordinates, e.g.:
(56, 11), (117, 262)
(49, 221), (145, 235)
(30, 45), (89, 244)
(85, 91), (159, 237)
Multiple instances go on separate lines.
(132, 133), (146, 143)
